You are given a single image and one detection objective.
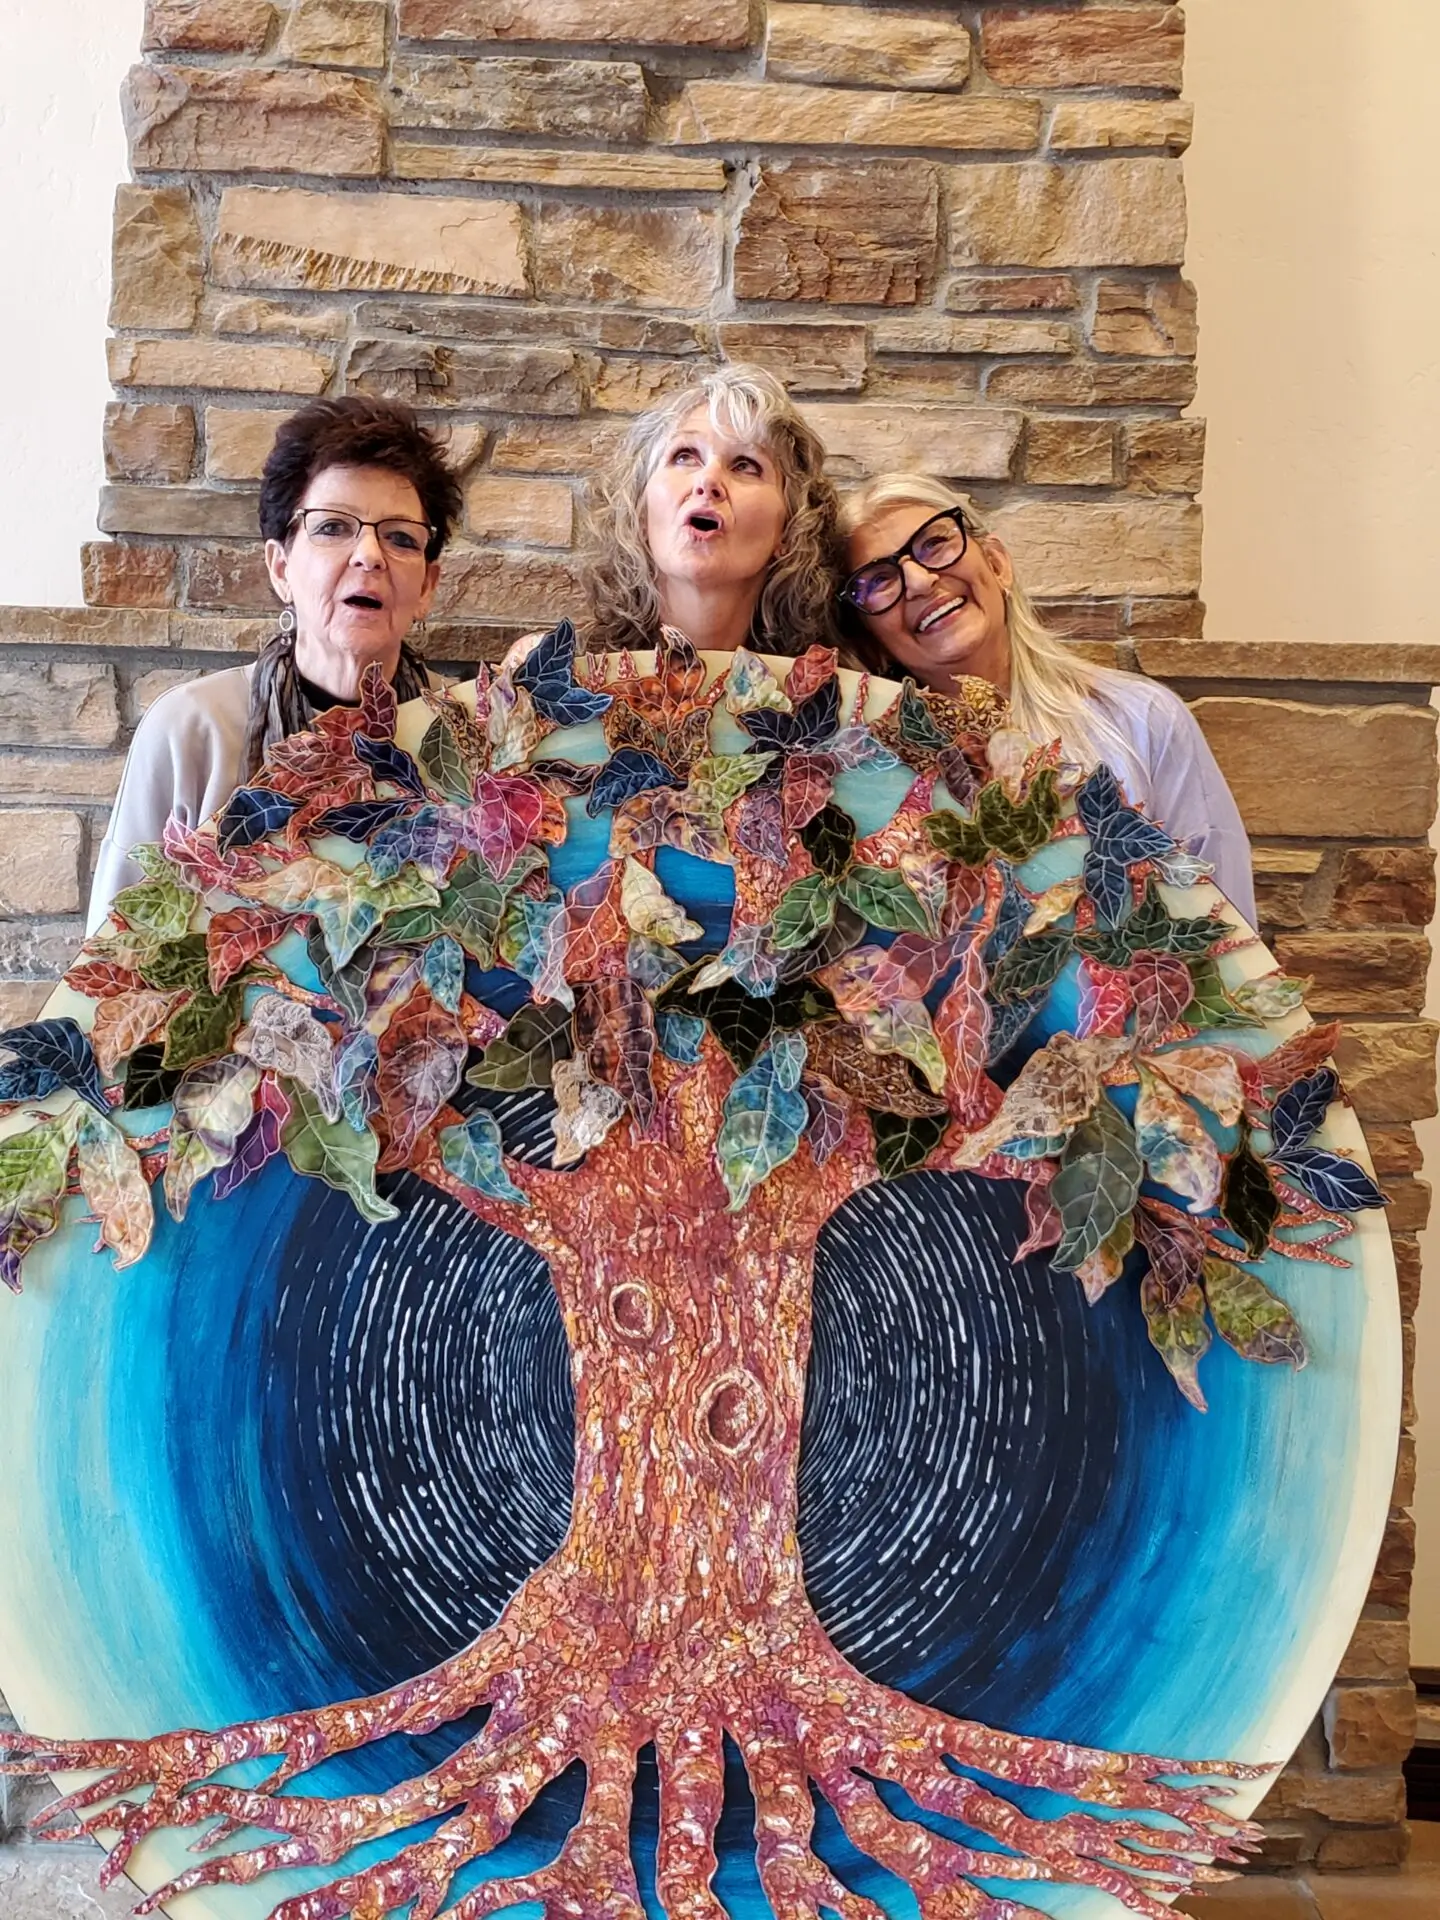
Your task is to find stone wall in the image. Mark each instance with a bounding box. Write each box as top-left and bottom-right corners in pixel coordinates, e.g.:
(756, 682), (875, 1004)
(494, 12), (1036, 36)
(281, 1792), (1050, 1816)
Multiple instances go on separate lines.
(0, 0), (1435, 1894)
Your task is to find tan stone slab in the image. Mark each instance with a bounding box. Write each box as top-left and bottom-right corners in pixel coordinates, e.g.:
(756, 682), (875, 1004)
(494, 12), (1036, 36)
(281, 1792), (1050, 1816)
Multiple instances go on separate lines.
(1093, 276), (1198, 356)
(205, 408), (285, 483)
(1050, 101), (1194, 153)
(1274, 931), (1430, 1016)
(354, 300), (703, 355)
(532, 205), (723, 310)
(211, 295), (350, 341)
(1174, 1880), (1318, 1919)
(168, 615), (272, 652)
(490, 416), (629, 474)
(143, 0), (274, 52)
(717, 322), (866, 393)
(766, 4), (971, 90)
(431, 547), (585, 622)
(1192, 698), (1439, 839)
(1334, 847), (1436, 929)
(1359, 1125), (1422, 1177)
(861, 362), (980, 405)
(1126, 419), (1204, 496)
(1336, 1022), (1439, 1123)
(668, 82), (1039, 152)
(1136, 638), (1440, 683)
(589, 357), (698, 414)
(395, 142), (724, 192)
(105, 403), (197, 485)
(215, 187), (528, 298)
(988, 500), (1200, 598)
(82, 543), (180, 611)
(123, 63), (385, 176)
(110, 185), (203, 333)
(0, 605), (171, 649)
(949, 160), (1187, 269)
(0, 811), (84, 917)
(1024, 417), (1117, 487)
(184, 545), (280, 613)
(1325, 1683), (1418, 1770)
(99, 486), (260, 541)
(0, 1850), (145, 1918)
(0, 663), (120, 751)
(1250, 847), (1325, 877)
(982, 7), (1185, 91)
(0, 754), (127, 805)
(735, 159), (938, 306)
(391, 54), (648, 140)
(947, 274), (1079, 313)
(345, 339), (584, 413)
(872, 316), (1074, 355)
(0, 981), (55, 1026)
(987, 360), (1196, 406)
(108, 337), (333, 395)
(1262, 1766), (1407, 1828)
(465, 476), (575, 547)
(810, 403), (1020, 481)
(281, 0), (387, 66)
(397, 0), (750, 46)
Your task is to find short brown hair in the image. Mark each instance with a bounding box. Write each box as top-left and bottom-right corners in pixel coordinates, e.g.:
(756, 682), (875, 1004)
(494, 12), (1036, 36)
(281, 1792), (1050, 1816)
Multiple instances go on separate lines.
(259, 397), (462, 562)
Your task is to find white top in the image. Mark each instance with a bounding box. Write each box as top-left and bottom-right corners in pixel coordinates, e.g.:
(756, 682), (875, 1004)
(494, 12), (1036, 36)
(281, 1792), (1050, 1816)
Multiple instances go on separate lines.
(1083, 668), (1256, 926)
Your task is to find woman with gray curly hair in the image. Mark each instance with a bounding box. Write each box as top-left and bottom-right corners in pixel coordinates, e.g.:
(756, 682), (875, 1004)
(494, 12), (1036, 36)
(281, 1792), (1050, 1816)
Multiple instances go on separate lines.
(574, 363), (842, 657)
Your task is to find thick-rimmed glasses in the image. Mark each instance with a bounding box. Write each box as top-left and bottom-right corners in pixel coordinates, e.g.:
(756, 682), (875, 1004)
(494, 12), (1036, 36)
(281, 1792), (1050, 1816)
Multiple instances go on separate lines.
(290, 508), (434, 559)
(839, 509), (969, 616)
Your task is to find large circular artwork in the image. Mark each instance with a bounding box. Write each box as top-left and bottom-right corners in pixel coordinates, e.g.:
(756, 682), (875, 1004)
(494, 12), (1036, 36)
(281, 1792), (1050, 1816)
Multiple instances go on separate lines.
(0, 638), (1399, 1920)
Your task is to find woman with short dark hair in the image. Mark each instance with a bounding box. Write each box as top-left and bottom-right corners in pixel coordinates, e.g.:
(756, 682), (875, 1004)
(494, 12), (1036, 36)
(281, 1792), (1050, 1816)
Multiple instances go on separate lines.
(87, 396), (462, 930)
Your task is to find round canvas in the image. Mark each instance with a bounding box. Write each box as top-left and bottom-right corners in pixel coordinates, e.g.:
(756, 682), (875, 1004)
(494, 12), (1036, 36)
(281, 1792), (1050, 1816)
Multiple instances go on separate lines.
(0, 641), (1399, 1920)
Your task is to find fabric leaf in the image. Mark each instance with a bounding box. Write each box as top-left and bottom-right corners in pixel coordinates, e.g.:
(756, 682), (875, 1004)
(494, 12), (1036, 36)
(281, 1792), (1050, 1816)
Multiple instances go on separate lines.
(207, 906), (295, 992)
(514, 618), (613, 726)
(0, 1108), (83, 1292)
(1220, 1124), (1281, 1258)
(213, 1078), (290, 1200)
(1203, 1257), (1308, 1368)
(620, 857), (703, 947)
(162, 986), (244, 1072)
(1051, 1096), (1143, 1272)
(1270, 1067), (1339, 1157)
(375, 986), (468, 1170)
(0, 1018), (108, 1115)
(870, 1109), (948, 1181)
(716, 1032), (809, 1211)
(76, 1111), (154, 1271)
(91, 991), (176, 1079)
(1145, 1046), (1246, 1128)
(551, 1057), (627, 1167)
(217, 787), (299, 853)
(1135, 1064), (1223, 1213)
(235, 993), (339, 1121)
(836, 864), (933, 936)
(467, 1000), (574, 1092)
(771, 873), (837, 953)
(1141, 1270), (1211, 1412)
(439, 1109), (528, 1205)
(164, 1055), (261, 1222)
(283, 1083), (397, 1223)
(1274, 1148), (1387, 1215)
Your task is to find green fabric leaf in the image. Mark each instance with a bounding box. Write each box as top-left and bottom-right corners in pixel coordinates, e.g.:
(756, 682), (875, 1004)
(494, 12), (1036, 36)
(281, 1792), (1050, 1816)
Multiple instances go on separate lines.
(836, 864), (933, 936)
(466, 1000), (574, 1092)
(1203, 1256), (1308, 1368)
(895, 680), (951, 753)
(870, 1109), (948, 1181)
(717, 1031), (808, 1211)
(379, 903), (447, 946)
(112, 873), (196, 941)
(306, 925), (375, 1026)
(987, 931), (1075, 1006)
(1141, 1270), (1211, 1412)
(801, 804), (857, 882)
(1183, 956), (1265, 1031)
(162, 985), (244, 1071)
(282, 1083), (397, 1224)
(436, 855), (506, 966)
(0, 1108), (82, 1292)
(1079, 883), (1230, 969)
(1051, 1096), (1143, 1271)
(120, 1042), (183, 1112)
(439, 1110), (528, 1206)
(137, 934), (211, 994)
(974, 770), (1060, 862)
(771, 874), (836, 952)
(687, 752), (775, 819)
(923, 809), (989, 867)
(418, 714), (474, 805)
(1220, 1123), (1281, 1258)
(422, 934), (466, 1014)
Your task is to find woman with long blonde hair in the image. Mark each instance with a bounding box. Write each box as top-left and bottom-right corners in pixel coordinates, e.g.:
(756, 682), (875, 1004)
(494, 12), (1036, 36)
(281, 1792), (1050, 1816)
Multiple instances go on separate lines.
(838, 472), (1256, 921)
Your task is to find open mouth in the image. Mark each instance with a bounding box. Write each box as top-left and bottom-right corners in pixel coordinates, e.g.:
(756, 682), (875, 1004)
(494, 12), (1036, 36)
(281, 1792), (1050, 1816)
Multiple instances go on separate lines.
(916, 594), (968, 634)
(344, 593), (385, 611)
(685, 510), (723, 535)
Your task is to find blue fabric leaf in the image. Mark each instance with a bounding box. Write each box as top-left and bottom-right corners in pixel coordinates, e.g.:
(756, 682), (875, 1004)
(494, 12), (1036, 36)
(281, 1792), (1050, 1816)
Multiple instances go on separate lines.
(1270, 1067), (1339, 1157)
(739, 679), (840, 754)
(514, 619), (612, 726)
(587, 748), (679, 817)
(982, 864), (1028, 969)
(1274, 1148), (1387, 1215)
(0, 1061), (64, 1103)
(1083, 844), (1134, 932)
(0, 1019), (108, 1114)
(218, 787), (299, 853)
(657, 1009), (705, 1064)
(367, 805), (462, 883)
(439, 1110), (528, 1205)
(985, 994), (1042, 1067)
(313, 798), (411, 841)
(354, 734), (427, 797)
(1077, 762), (1177, 931)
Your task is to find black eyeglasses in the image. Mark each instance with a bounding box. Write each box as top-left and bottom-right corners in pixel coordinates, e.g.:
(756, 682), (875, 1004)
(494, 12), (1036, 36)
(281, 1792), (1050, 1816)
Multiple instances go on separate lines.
(290, 508), (434, 559)
(839, 509), (969, 616)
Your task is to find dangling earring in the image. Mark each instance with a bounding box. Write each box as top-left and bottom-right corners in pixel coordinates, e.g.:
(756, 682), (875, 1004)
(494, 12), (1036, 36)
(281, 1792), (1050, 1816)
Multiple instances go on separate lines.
(279, 605), (296, 638)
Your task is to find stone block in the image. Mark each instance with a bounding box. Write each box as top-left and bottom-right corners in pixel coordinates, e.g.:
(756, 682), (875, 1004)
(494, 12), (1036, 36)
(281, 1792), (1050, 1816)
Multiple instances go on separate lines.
(0, 663), (120, 750)
(205, 408), (285, 483)
(397, 0), (751, 45)
(717, 322), (867, 393)
(987, 500), (1200, 598)
(986, 361), (1196, 406)
(109, 185), (203, 332)
(1262, 1768), (1407, 1826)
(82, 542), (179, 610)
(589, 357), (698, 414)
(873, 316), (1075, 356)
(104, 403), (196, 485)
(1269, 932), (1430, 1015)
(99, 486), (260, 540)
(357, 301), (703, 356)
(216, 187), (528, 298)
(490, 417), (629, 474)
(211, 296), (350, 341)
(0, 755), (124, 806)
(0, 812), (84, 917)
(185, 546), (279, 613)
(982, 7), (1185, 90)
(143, 0), (273, 51)
(1395, 1431), (1417, 1506)
(1024, 417), (1117, 486)
(1325, 1684), (1417, 1770)
(1141, 635), (1440, 683)
(533, 206), (723, 310)
(1191, 700), (1438, 840)
(1049, 101), (1193, 153)
(806, 404), (1021, 482)
(1381, 1177), (1431, 1233)
(1337, 1615), (1410, 1682)
(1255, 878), (1310, 932)
(282, 0), (387, 65)
(1093, 276), (1199, 356)
(668, 82), (1040, 152)
(395, 144), (724, 192)
(1315, 1826), (1408, 1870)
(766, 5), (971, 90)
(862, 363), (982, 406)
(464, 477), (575, 547)
(391, 55), (648, 140)
(736, 160), (938, 306)
(123, 63), (385, 177)
(130, 668), (205, 716)
(431, 548), (585, 622)
(0, 607), (170, 650)
(1334, 846), (1436, 929)
(1334, 1021), (1438, 1122)
(345, 340), (583, 413)
(1364, 1125), (1422, 1178)
(947, 275), (1079, 313)
(1394, 1234), (1420, 1316)
(1367, 1510), (1417, 1607)
(108, 337), (333, 395)
(950, 160), (1187, 269)
(1126, 596), (1204, 639)
(0, 1851), (140, 1918)
(0, 983), (53, 1027)
(1126, 419), (1206, 495)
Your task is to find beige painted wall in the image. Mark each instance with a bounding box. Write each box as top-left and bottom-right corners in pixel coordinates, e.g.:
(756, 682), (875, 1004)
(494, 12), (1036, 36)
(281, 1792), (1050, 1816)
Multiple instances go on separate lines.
(1187, 0), (1440, 1661)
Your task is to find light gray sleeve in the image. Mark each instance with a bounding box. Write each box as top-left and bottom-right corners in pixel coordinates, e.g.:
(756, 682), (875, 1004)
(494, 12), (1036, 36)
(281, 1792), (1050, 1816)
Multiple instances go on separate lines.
(1141, 691), (1258, 928)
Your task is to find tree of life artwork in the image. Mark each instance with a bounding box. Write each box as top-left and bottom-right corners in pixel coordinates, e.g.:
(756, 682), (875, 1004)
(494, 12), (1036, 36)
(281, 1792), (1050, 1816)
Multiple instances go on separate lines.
(0, 632), (1394, 1920)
